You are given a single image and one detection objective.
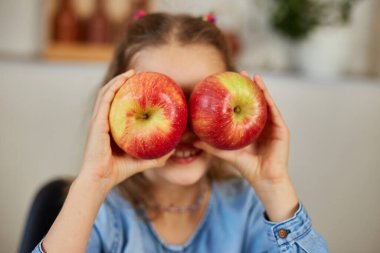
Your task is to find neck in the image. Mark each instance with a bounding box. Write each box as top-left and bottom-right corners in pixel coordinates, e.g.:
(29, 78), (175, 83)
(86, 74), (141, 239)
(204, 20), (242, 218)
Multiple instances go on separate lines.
(148, 176), (210, 208)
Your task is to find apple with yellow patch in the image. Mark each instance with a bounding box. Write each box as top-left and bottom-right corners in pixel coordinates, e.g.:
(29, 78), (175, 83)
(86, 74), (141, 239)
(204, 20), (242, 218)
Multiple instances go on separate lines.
(109, 72), (188, 159)
(190, 72), (267, 150)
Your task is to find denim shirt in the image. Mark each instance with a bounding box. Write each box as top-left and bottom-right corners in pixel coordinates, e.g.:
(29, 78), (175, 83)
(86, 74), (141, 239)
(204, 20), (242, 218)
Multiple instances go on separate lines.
(33, 178), (329, 253)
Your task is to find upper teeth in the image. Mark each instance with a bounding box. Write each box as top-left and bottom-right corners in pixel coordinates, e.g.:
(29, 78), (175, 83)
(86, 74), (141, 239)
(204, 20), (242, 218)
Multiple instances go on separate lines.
(174, 150), (198, 158)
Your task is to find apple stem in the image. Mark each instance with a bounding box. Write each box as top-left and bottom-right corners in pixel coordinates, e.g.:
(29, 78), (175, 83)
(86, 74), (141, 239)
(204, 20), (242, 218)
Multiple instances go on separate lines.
(234, 106), (241, 114)
(138, 113), (149, 120)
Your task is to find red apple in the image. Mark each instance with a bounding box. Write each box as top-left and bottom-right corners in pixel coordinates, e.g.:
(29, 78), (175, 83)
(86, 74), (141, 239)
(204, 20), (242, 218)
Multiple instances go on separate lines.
(109, 72), (187, 159)
(189, 72), (267, 150)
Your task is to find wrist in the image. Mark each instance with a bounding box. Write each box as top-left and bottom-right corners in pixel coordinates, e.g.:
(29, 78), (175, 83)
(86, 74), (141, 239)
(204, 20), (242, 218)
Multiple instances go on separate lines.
(42, 171), (111, 253)
(250, 163), (290, 185)
(252, 175), (299, 222)
(75, 171), (114, 199)
(252, 171), (291, 189)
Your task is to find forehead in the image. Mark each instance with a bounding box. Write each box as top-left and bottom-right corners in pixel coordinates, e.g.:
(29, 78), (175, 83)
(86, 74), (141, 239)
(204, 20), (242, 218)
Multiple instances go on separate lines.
(130, 43), (226, 89)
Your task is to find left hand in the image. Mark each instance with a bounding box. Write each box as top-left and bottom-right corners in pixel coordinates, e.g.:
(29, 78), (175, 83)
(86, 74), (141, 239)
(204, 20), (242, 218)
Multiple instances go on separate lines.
(194, 72), (299, 221)
(194, 72), (290, 186)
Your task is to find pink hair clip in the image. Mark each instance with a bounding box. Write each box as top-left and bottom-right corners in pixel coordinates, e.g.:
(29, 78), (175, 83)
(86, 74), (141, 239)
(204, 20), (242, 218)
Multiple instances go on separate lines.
(134, 9), (147, 21)
(203, 13), (216, 24)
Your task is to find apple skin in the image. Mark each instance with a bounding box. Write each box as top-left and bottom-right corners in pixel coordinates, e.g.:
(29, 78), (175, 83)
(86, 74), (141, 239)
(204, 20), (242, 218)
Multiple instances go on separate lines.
(109, 72), (188, 159)
(189, 71), (267, 150)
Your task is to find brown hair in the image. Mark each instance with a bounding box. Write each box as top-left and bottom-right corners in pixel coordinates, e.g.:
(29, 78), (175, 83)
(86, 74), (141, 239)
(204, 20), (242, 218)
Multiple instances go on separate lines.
(104, 13), (239, 217)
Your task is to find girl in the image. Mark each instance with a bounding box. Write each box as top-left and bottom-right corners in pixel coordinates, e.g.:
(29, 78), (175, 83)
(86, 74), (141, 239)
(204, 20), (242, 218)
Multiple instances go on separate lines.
(33, 13), (329, 253)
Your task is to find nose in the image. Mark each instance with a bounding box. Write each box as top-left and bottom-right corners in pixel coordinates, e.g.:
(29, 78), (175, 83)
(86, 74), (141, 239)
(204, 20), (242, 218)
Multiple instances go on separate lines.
(180, 87), (196, 142)
(182, 87), (192, 102)
(182, 89), (193, 128)
(181, 127), (198, 143)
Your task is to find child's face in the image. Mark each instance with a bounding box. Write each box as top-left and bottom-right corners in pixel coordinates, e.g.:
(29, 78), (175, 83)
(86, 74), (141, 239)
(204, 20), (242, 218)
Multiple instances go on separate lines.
(131, 43), (226, 186)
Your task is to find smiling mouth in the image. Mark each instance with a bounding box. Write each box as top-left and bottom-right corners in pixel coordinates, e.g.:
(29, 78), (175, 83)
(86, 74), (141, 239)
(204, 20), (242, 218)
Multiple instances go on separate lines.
(169, 143), (203, 164)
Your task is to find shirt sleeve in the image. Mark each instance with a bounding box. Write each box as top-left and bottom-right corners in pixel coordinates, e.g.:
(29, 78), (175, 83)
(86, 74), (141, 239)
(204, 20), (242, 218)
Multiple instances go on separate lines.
(31, 230), (102, 253)
(86, 226), (102, 253)
(263, 203), (330, 252)
(32, 240), (45, 253)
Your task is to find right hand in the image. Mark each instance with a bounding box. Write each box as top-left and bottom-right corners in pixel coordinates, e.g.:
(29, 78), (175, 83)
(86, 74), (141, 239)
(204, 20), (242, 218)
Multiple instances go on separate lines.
(80, 70), (174, 190)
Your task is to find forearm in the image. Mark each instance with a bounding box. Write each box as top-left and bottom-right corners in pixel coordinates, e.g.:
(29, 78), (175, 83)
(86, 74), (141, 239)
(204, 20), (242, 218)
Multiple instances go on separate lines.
(42, 173), (111, 253)
(252, 175), (299, 222)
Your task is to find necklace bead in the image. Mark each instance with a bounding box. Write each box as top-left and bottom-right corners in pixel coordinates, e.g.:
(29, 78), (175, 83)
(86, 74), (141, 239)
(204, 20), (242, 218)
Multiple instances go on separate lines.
(146, 182), (208, 213)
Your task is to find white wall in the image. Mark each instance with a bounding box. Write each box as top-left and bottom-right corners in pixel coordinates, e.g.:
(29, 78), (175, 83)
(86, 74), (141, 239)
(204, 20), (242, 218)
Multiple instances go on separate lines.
(0, 0), (42, 56)
(0, 60), (106, 253)
(1, 60), (380, 252)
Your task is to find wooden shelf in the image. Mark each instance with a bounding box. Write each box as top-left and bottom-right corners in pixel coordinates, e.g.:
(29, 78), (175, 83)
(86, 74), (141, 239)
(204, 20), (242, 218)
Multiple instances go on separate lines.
(42, 0), (152, 61)
(44, 43), (114, 62)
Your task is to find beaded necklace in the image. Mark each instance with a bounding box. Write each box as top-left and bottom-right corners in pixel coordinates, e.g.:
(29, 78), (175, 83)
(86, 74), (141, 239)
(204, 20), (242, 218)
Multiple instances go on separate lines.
(146, 182), (208, 213)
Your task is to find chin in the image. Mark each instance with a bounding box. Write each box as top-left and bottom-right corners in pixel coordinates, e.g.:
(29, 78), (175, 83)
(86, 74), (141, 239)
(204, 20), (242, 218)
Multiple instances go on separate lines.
(168, 156), (210, 185)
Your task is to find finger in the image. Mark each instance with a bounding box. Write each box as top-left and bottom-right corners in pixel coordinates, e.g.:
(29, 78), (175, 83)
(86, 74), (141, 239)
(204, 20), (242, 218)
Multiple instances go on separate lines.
(253, 75), (287, 128)
(240, 70), (249, 78)
(91, 70), (135, 121)
(194, 141), (259, 175)
(92, 69), (135, 120)
(195, 140), (263, 182)
(241, 72), (286, 128)
(132, 149), (175, 173)
(193, 141), (239, 164)
(92, 70), (135, 127)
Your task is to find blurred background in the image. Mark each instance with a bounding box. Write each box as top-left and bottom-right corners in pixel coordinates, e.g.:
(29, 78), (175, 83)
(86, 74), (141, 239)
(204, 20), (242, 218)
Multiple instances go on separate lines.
(0, 0), (379, 252)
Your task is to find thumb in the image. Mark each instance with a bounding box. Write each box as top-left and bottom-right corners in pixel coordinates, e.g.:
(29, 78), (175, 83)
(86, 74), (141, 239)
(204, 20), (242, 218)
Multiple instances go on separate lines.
(132, 149), (175, 173)
(193, 141), (240, 165)
(194, 141), (259, 176)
